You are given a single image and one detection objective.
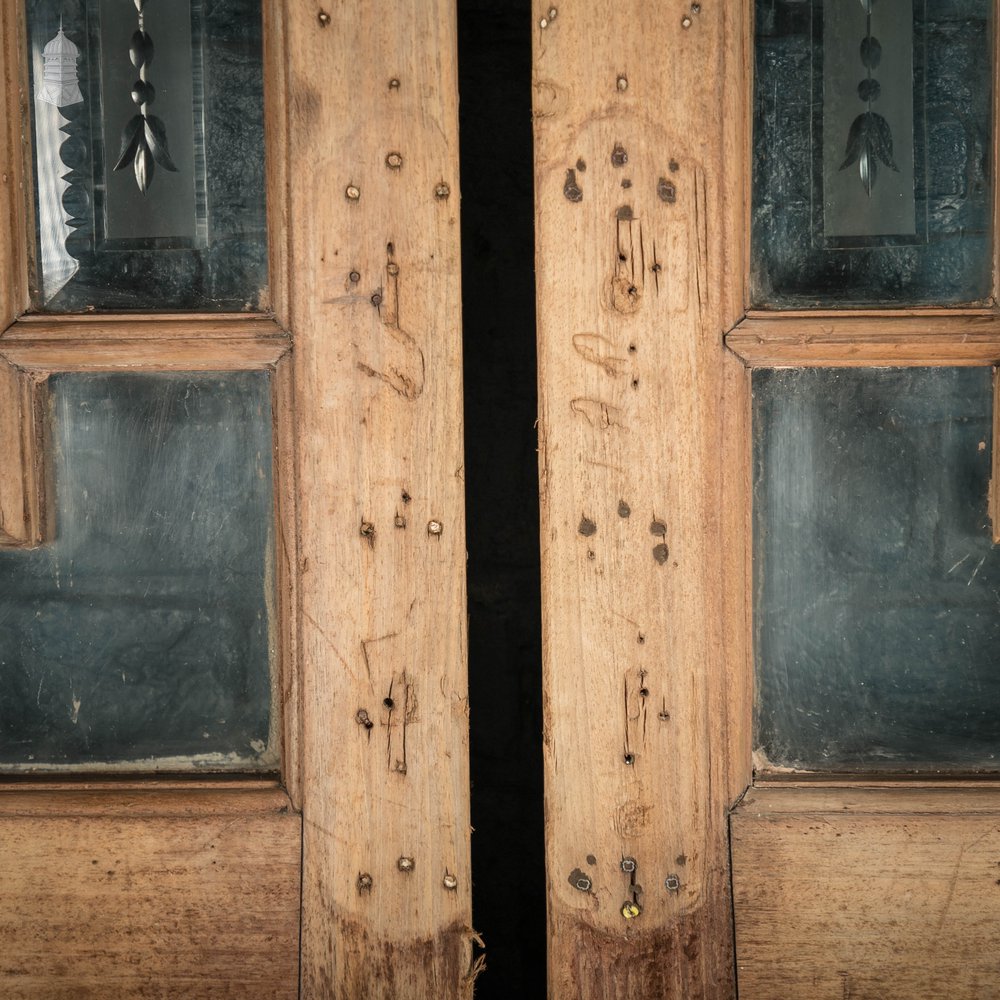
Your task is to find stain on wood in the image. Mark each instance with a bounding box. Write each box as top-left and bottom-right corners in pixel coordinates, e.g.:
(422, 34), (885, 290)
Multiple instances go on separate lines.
(534, 0), (748, 994)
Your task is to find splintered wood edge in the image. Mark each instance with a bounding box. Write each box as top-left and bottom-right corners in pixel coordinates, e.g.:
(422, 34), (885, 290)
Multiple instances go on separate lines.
(727, 313), (1000, 367)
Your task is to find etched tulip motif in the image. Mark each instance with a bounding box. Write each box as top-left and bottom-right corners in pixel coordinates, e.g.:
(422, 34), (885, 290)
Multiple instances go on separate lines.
(840, 0), (897, 196)
(113, 0), (177, 193)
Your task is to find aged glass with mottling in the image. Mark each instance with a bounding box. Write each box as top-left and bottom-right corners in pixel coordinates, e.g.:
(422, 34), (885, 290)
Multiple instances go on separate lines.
(0, 372), (276, 770)
(26, 0), (267, 311)
(753, 1), (993, 306)
(754, 367), (1000, 772)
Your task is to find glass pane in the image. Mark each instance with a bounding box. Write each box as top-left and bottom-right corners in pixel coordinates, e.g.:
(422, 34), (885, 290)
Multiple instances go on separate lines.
(754, 367), (1000, 772)
(26, 0), (267, 312)
(752, 1), (994, 307)
(0, 372), (276, 771)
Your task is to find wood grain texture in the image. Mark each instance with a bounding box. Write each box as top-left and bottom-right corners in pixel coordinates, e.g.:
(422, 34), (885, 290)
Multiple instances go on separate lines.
(732, 787), (1000, 1000)
(282, 1), (474, 995)
(0, 785), (301, 999)
(5, 315), (289, 340)
(0, 361), (45, 546)
(0, 0), (29, 328)
(727, 313), (1000, 366)
(533, 2), (747, 995)
(0, 335), (290, 372)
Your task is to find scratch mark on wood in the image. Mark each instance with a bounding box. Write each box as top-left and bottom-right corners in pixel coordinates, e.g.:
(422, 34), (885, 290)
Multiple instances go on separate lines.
(355, 242), (425, 399)
(571, 398), (626, 430)
(360, 632), (399, 688)
(572, 333), (626, 377)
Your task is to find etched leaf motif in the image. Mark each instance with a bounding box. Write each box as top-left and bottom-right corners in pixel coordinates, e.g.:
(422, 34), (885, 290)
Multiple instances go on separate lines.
(144, 114), (178, 171)
(840, 112), (898, 195)
(859, 0), (876, 12)
(868, 112), (897, 170)
(860, 36), (882, 68)
(131, 78), (155, 106)
(129, 30), (154, 69)
(113, 113), (144, 171)
(134, 139), (154, 194)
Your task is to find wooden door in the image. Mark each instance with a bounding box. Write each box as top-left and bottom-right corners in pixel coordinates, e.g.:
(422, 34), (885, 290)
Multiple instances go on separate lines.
(533, 1), (1000, 998)
(0, 1), (473, 997)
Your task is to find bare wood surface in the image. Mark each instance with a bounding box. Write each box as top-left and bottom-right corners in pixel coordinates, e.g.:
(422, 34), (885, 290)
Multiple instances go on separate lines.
(0, 361), (45, 546)
(0, 785), (301, 999)
(0, 336), (290, 372)
(732, 787), (1000, 999)
(271, 354), (303, 808)
(728, 313), (1000, 366)
(5, 314), (287, 339)
(283, 1), (474, 996)
(0, 0), (29, 328)
(533, 2), (747, 995)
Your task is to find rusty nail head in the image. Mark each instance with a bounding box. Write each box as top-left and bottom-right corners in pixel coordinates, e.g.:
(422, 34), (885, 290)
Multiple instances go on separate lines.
(370, 292), (383, 307)
(386, 151), (403, 169)
(387, 262), (399, 276)
(398, 856), (415, 873)
(428, 520), (444, 536)
(621, 857), (637, 874)
(443, 872), (458, 890)
(345, 185), (360, 201)
(665, 874), (681, 892)
(435, 182), (451, 199)
(357, 872), (373, 892)
(348, 270), (360, 283)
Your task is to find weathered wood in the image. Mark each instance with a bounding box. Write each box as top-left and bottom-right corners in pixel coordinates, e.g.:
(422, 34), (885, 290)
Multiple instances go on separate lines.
(727, 313), (1000, 366)
(0, 334), (290, 372)
(0, 784), (301, 999)
(0, 361), (45, 547)
(5, 315), (288, 340)
(0, 0), (29, 328)
(283, 1), (473, 996)
(533, 2), (747, 995)
(732, 786), (1000, 1000)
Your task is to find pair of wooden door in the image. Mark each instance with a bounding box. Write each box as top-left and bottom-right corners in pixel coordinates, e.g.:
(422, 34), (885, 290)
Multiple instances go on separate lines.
(2, 1), (998, 997)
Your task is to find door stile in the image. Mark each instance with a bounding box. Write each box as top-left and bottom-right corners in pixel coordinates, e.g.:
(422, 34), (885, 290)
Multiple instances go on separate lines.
(533, 1), (749, 995)
(282, 1), (475, 996)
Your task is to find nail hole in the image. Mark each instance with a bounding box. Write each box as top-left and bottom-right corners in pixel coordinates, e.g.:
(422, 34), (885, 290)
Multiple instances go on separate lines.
(624, 753), (635, 765)
(317, 9), (330, 26)
(383, 697), (395, 710)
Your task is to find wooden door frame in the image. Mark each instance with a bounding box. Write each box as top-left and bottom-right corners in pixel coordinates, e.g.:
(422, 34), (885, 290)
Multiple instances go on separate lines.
(0, 1), (475, 996)
(534, 1), (1000, 997)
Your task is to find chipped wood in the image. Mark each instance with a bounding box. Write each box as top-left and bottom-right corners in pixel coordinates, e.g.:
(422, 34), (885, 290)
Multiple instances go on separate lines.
(284, 0), (473, 995)
(534, 1), (747, 994)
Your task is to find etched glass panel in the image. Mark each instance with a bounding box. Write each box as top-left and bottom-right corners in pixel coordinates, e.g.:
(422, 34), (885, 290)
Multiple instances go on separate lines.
(0, 372), (276, 771)
(754, 367), (1000, 772)
(26, 0), (267, 311)
(752, 1), (993, 306)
